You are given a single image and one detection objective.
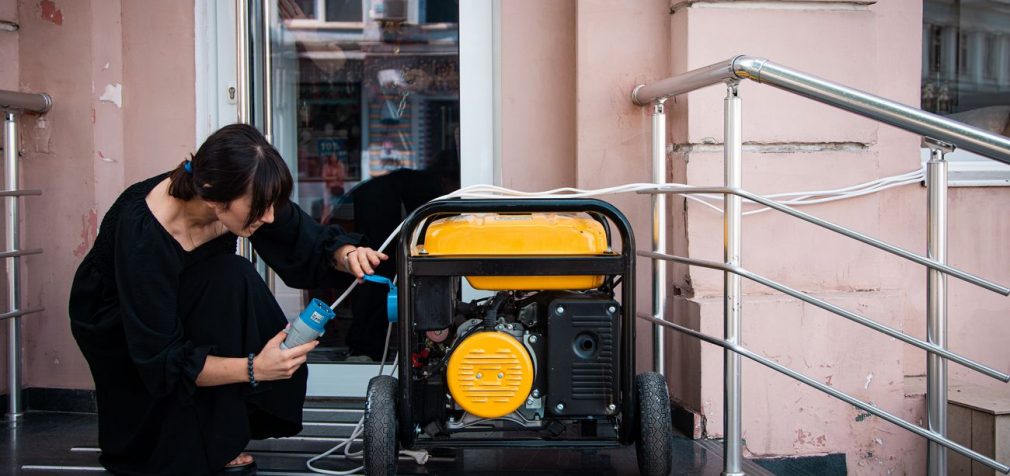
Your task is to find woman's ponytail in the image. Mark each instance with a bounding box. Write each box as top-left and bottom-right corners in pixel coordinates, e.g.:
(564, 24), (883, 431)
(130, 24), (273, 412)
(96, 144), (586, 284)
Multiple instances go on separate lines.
(167, 155), (199, 200)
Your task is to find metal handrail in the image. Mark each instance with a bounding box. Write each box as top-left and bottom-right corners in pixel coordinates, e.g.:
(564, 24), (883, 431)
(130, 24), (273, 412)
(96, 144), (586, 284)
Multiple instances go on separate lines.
(639, 250), (1008, 382)
(632, 55), (1010, 165)
(0, 90), (52, 114)
(0, 308), (44, 321)
(635, 313), (1010, 474)
(641, 185), (1009, 296)
(631, 56), (1010, 475)
(3, 94), (49, 420)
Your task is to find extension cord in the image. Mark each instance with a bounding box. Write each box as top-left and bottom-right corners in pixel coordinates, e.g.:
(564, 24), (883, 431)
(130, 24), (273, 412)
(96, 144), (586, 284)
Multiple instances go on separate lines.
(303, 167), (924, 474)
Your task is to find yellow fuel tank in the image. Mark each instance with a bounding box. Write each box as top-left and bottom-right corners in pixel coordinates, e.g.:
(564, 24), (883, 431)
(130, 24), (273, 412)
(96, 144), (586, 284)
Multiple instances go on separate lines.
(446, 331), (534, 419)
(418, 213), (608, 290)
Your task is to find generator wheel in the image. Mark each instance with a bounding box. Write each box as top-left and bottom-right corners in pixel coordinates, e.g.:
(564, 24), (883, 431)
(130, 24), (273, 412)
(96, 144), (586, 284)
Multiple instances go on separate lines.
(363, 375), (398, 476)
(635, 372), (673, 476)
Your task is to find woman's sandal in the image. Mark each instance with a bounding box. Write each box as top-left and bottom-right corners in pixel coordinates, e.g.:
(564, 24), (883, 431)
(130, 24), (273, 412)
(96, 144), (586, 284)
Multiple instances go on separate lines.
(218, 456), (257, 476)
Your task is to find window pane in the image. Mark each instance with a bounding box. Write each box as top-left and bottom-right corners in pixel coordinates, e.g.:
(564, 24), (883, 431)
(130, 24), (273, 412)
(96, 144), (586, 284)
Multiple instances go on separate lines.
(325, 0), (362, 23)
(276, 1), (461, 362)
(922, 0), (1010, 138)
(279, 0), (316, 19)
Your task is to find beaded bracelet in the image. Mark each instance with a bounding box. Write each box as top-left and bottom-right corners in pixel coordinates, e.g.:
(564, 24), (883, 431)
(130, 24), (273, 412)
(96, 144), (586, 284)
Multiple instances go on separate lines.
(248, 353), (258, 387)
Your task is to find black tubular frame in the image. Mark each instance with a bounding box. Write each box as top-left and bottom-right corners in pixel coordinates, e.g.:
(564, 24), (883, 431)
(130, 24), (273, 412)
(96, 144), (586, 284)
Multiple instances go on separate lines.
(396, 198), (637, 448)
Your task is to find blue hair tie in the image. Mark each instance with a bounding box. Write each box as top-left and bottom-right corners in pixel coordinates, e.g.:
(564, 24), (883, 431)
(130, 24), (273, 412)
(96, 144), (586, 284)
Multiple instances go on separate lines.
(183, 160), (193, 175)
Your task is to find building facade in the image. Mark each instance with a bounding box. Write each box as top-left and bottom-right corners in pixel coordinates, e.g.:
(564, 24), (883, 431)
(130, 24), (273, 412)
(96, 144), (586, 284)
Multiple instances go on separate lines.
(1, 1), (1009, 474)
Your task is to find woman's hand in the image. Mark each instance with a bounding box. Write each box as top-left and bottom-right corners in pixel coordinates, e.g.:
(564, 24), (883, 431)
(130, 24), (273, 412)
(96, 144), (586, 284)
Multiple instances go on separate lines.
(252, 330), (318, 381)
(335, 244), (388, 280)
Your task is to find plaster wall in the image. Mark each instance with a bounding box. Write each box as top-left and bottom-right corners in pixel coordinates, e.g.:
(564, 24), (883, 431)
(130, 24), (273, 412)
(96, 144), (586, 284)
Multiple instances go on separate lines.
(674, 1), (1008, 473)
(499, 0), (1010, 472)
(4, 0), (196, 391)
(499, 0), (576, 192)
(574, 0), (673, 375)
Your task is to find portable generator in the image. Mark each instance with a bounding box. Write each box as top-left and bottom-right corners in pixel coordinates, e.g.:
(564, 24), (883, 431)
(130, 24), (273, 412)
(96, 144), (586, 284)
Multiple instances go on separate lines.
(362, 198), (673, 476)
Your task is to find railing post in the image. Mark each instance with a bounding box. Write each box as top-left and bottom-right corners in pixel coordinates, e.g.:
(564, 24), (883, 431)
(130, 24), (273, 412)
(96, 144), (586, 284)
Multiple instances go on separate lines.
(926, 138), (952, 476)
(652, 99), (667, 374)
(4, 111), (22, 420)
(723, 81), (744, 476)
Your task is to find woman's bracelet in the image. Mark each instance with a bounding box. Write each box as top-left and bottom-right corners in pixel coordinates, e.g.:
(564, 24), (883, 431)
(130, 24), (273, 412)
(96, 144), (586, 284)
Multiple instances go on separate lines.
(248, 353), (258, 387)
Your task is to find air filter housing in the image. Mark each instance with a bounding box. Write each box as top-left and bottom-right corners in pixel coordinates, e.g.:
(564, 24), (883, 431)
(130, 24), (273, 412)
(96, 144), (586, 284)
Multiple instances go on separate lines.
(446, 331), (534, 418)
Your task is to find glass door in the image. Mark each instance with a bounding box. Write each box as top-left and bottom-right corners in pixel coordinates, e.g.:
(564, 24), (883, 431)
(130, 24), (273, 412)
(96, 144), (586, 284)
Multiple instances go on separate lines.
(261, 0), (465, 395)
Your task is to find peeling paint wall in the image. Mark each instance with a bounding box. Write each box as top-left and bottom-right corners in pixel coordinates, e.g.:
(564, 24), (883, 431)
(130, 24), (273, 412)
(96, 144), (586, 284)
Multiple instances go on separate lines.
(4, 0), (195, 391)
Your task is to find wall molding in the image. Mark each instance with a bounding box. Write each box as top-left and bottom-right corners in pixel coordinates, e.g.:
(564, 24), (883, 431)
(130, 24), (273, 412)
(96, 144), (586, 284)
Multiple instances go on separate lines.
(671, 1), (876, 14)
(0, 388), (97, 414)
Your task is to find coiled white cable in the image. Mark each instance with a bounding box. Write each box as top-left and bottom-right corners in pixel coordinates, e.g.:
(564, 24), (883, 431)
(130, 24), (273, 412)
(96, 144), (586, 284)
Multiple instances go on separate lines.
(303, 166), (925, 473)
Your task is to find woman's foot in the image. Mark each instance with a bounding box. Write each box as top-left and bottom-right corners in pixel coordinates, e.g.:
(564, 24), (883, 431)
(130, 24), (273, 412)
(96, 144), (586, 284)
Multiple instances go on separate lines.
(226, 453), (254, 467)
(219, 453), (257, 475)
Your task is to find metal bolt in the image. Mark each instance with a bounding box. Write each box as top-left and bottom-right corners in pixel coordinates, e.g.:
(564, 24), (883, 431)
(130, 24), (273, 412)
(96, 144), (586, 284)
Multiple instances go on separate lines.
(506, 323), (514, 330)
(497, 372), (504, 379)
(608, 306), (617, 314)
(556, 306), (565, 315)
(529, 335), (538, 344)
(476, 372), (483, 379)
(531, 389), (540, 398)
(607, 403), (617, 413)
(556, 402), (565, 412)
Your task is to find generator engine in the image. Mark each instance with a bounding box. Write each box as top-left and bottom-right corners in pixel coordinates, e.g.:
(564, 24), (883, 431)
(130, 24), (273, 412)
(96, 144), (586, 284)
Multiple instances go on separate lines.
(365, 199), (674, 476)
(405, 211), (622, 436)
(411, 288), (622, 434)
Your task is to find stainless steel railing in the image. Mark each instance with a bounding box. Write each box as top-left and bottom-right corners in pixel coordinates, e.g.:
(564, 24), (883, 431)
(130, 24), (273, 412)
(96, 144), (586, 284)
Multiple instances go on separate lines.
(2, 90), (51, 420)
(631, 56), (1010, 475)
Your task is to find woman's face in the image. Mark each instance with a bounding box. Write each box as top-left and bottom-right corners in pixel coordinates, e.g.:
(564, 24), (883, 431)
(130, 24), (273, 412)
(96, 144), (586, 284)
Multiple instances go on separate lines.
(210, 192), (275, 237)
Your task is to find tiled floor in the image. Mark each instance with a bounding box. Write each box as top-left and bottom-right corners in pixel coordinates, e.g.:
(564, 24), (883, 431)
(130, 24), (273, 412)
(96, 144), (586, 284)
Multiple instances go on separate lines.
(0, 402), (778, 475)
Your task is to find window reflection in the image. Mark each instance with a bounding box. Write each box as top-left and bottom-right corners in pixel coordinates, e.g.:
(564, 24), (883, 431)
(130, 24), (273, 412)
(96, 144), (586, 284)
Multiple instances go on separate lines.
(922, 0), (1010, 138)
(275, 0), (461, 362)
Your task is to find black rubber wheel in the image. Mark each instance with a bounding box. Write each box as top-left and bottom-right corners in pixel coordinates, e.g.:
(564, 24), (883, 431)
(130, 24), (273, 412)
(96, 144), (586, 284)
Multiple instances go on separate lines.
(363, 375), (398, 476)
(635, 372), (673, 476)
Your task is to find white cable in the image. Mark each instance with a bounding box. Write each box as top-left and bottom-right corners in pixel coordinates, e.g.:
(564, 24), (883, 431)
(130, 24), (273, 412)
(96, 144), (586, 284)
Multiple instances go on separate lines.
(305, 323), (403, 475)
(304, 166), (925, 473)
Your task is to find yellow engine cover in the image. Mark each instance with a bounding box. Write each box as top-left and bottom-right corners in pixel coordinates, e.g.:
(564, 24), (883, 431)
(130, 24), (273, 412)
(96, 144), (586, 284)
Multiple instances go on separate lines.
(418, 213), (608, 290)
(446, 331), (534, 419)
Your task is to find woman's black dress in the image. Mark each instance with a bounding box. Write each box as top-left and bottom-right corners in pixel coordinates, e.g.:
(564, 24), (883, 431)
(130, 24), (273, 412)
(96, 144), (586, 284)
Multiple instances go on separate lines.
(69, 174), (360, 475)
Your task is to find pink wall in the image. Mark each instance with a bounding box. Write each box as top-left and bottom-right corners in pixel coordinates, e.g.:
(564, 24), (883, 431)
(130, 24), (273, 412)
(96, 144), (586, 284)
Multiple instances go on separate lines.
(1, 0), (195, 391)
(574, 0), (672, 376)
(498, 0), (1010, 473)
(499, 0), (576, 192)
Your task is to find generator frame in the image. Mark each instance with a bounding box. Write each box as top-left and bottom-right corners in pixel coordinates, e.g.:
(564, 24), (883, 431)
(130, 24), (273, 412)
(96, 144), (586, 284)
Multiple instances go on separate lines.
(395, 198), (638, 449)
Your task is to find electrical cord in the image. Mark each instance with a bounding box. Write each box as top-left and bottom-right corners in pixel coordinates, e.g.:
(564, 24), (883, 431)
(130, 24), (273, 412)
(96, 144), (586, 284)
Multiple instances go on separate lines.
(303, 166), (925, 473)
(304, 324), (409, 475)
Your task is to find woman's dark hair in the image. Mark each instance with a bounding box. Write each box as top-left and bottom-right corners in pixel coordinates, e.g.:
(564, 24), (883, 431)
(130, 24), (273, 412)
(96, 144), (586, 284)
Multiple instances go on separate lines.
(169, 124), (292, 228)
